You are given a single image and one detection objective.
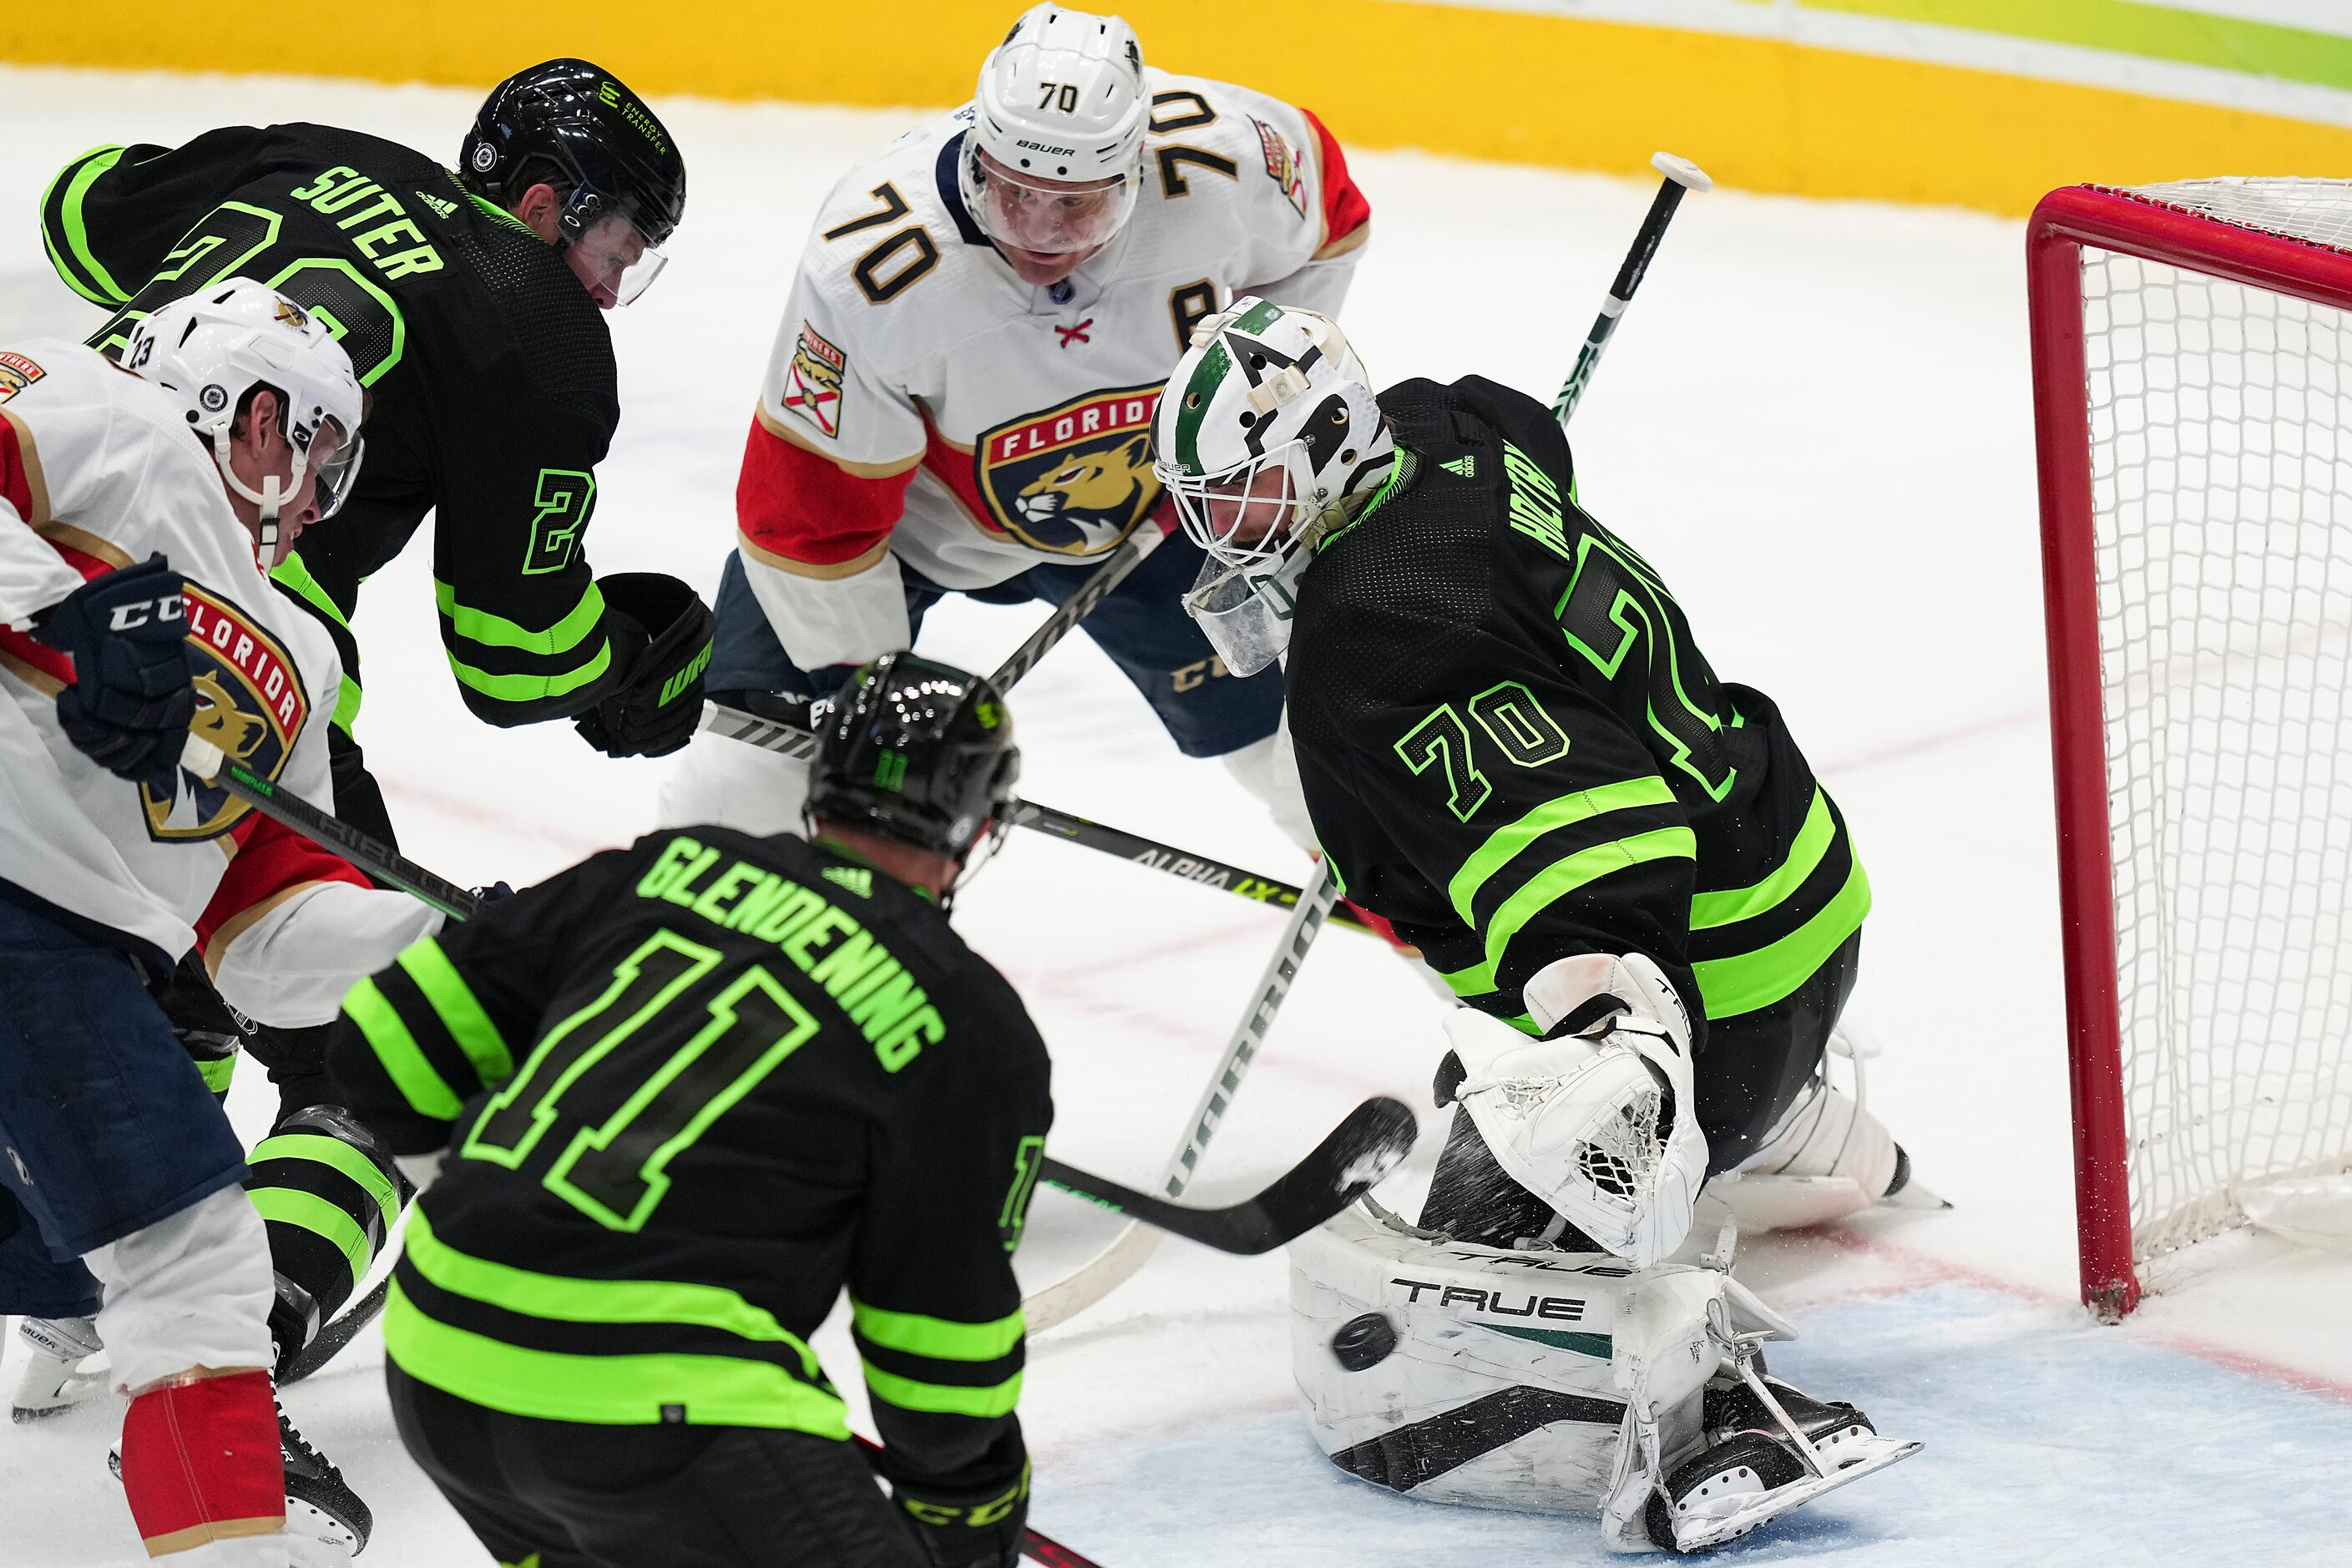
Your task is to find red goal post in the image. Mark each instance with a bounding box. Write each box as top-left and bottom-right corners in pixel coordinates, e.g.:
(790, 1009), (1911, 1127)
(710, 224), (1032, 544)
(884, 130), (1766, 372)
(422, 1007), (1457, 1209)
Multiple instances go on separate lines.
(2028, 181), (2352, 1320)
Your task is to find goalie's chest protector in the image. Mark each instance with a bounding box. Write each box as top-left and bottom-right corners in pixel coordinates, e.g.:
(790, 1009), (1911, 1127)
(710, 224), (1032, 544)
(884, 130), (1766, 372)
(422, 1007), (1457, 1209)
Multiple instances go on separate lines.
(760, 70), (1340, 591)
(0, 343), (344, 964)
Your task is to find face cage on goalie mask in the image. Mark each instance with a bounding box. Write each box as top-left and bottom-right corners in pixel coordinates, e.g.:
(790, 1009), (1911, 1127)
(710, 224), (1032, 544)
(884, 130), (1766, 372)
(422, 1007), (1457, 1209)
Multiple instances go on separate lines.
(1165, 437), (1321, 572)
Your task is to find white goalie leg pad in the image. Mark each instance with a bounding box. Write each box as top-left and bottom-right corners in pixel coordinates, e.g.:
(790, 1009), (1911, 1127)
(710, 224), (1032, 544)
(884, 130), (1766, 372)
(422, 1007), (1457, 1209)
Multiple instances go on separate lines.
(1288, 1201), (1657, 1518)
(1287, 1202), (1797, 1550)
(655, 729), (810, 837)
(1709, 1079), (1901, 1232)
(1449, 953), (1708, 1267)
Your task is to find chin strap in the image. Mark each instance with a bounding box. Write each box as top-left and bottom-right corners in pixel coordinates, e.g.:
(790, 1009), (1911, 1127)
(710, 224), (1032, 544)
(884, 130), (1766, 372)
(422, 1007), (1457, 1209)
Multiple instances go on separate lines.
(209, 428), (298, 570)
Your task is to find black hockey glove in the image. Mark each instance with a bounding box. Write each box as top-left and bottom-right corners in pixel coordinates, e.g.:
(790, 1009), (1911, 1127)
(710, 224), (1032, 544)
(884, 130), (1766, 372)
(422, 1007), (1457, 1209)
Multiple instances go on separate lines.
(573, 572), (713, 760)
(162, 953), (255, 1103)
(29, 554), (197, 787)
(895, 1468), (1029, 1568)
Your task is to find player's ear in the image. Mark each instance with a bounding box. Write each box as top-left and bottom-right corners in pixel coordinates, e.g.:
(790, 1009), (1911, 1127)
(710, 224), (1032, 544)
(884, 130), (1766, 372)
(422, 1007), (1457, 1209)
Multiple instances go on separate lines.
(230, 387), (283, 458)
(510, 184), (564, 245)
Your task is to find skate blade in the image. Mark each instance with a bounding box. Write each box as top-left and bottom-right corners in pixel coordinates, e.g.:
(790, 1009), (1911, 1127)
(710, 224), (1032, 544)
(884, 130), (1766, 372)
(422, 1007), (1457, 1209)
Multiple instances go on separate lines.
(1881, 1176), (1953, 1211)
(286, 1496), (362, 1564)
(1672, 1432), (1921, 1552)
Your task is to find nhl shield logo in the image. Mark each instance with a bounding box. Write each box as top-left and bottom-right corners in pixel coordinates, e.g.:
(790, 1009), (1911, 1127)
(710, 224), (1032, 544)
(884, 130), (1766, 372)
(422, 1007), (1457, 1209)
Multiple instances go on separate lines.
(142, 585), (310, 842)
(977, 383), (1163, 556)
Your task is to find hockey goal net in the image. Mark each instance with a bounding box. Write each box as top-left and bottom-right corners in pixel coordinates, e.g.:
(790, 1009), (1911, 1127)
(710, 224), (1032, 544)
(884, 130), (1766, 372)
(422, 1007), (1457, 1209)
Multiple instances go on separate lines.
(2030, 180), (2352, 1318)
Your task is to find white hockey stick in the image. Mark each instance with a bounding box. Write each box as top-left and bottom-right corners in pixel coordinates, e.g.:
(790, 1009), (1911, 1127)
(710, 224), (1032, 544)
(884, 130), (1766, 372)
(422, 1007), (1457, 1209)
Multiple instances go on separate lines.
(1024, 859), (1340, 1332)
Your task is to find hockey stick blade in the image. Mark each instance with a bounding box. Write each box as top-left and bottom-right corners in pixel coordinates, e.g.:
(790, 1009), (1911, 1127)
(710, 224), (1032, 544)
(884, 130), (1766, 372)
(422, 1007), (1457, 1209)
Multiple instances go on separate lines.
(1040, 1096), (1416, 1254)
(278, 1276), (390, 1384)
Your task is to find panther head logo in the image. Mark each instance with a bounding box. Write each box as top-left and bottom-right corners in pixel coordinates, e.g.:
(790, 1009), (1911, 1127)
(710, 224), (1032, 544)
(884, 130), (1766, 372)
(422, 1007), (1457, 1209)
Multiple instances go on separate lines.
(978, 386), (1163, 557)
(189, 672), (267, 762)
(1013, 432), (1154, 554)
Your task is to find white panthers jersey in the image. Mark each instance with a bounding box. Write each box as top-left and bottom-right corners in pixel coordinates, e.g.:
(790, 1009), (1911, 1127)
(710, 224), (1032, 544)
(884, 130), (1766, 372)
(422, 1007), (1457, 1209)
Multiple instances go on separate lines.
(0, 341), (437, 1022)
(736, 68), (1372, 669)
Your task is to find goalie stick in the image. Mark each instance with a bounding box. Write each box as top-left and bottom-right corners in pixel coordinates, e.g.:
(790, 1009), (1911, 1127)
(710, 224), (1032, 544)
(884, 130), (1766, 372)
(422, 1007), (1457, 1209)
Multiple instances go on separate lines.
(1023, 858), (1341, 1332)
(1550, 151), (1712, 427)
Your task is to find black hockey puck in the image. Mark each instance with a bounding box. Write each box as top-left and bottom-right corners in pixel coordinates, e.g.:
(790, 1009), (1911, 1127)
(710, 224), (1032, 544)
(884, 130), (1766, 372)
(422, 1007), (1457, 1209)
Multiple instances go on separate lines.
(1331, 1312), (1398, 1372)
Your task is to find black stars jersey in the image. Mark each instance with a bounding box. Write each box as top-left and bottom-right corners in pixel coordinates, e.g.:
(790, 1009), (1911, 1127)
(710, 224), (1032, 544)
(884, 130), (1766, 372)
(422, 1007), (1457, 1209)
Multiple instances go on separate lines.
(1284, 376), (1869, 1044)
(326, 827), (1052, 1513)
(42, 124), (627, 733)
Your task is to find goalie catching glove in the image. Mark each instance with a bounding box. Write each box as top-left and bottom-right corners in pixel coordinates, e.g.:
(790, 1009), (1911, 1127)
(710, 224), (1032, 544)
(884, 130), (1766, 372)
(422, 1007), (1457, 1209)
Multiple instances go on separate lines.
(573, 572), (714, 758)
(1443, 952), (1707, 1269)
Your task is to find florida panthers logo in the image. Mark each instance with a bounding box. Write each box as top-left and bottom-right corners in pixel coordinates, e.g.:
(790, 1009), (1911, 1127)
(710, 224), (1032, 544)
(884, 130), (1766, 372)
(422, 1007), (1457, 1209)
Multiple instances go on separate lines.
(141, 585), (309, 842)
(976, 384), (1163, 556)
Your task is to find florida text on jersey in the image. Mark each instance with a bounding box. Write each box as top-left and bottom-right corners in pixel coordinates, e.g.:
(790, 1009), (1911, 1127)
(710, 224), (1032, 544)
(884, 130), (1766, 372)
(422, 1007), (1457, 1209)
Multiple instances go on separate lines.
(735, 68), (1371, 667)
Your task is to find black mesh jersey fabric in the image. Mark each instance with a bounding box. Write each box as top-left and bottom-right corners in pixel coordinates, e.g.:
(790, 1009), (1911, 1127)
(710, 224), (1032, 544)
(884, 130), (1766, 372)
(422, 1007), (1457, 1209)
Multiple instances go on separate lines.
(1286, 376), (1851, 1033)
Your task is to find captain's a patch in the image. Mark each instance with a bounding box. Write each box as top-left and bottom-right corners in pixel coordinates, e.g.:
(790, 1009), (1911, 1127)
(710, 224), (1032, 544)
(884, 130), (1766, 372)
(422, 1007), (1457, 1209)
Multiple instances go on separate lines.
(782, 323), (847, 439)
(1252, 118), (1308, 220)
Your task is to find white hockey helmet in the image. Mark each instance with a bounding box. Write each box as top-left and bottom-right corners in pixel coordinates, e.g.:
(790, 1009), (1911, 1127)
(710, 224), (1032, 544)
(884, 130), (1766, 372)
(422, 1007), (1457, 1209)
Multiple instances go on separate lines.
(123, 279), (366, 566)
(958, 5), (1149, 255)
(1149, 296), (1394, 674)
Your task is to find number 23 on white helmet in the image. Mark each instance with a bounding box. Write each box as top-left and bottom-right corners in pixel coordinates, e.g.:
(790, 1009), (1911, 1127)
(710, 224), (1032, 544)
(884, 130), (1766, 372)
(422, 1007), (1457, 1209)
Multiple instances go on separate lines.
(1150, 296), (1395, 675)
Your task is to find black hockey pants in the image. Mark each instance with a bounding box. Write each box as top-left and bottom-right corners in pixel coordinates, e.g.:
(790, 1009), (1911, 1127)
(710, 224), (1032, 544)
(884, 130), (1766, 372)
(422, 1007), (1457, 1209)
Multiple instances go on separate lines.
(1421, 929), (1862, 1246)
(388, 1365), (930, 1568)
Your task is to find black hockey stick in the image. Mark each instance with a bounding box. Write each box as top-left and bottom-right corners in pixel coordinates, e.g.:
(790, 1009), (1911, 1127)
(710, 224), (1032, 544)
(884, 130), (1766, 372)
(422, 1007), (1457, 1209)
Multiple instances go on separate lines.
(851, 1436), (1104, 1568)
(1040, 1095), (1415, 1255)
(1550, 151), (1712, 427)
(1003, 798), (1377, 937)
(278, 1276), (389, 1384)
(698, 523), (1172, 761)
(180, 736), (483, 921)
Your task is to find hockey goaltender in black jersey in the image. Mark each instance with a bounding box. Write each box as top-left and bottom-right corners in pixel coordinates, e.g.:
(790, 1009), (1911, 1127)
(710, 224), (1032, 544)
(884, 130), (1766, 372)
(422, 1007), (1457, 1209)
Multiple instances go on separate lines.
(38, 61), (709, 803)
(328, 657), (1051, 1568)
(1284, 373), (1869, 1173)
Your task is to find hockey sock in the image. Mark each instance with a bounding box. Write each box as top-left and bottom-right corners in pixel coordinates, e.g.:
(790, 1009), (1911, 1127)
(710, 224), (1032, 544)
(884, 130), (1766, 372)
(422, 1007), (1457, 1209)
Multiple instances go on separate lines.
(244, 1105), (406, 1362)
(120, 1368), (286, 1555)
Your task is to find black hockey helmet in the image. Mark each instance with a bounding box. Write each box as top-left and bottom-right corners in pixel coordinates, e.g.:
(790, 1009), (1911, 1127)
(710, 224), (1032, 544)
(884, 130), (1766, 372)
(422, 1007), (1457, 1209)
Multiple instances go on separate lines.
(458, 59), (687, 251)
(807, 653), (1019, 863)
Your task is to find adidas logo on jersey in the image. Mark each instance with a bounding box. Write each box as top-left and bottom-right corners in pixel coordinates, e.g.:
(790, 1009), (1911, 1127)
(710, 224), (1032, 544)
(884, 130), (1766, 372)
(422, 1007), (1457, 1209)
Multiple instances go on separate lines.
(414, 191), (458, 220)
(823, 866), (873, 899)
(1441, 455), (1476, 479)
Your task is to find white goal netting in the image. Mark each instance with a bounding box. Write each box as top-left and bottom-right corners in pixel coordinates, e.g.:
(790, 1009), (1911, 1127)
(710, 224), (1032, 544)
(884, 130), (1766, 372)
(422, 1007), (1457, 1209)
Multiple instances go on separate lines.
(2081, 178), (2352, 1272)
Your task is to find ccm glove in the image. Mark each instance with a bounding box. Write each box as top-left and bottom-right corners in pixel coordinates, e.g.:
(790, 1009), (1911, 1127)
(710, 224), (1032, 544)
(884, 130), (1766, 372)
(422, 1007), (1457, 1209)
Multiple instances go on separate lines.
(896, 1467), (1029, 1568)
(30, 554), (196, 786)
(573, 573), (713, 760)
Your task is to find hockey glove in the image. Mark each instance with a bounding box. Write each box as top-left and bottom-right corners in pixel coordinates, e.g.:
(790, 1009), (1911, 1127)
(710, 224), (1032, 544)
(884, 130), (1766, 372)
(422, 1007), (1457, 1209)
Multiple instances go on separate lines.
(573, 572), (714, 759)
(895, 1460), (1029, 1568)
(29, 554), (197, 787)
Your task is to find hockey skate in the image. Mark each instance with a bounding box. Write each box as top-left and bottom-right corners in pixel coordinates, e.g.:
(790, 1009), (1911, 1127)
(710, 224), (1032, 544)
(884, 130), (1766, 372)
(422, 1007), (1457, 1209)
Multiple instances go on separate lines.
(280, 1399), (372, 1562)
(11, 1315), (108, 1422)
(1641, 1323), (1920, 1554)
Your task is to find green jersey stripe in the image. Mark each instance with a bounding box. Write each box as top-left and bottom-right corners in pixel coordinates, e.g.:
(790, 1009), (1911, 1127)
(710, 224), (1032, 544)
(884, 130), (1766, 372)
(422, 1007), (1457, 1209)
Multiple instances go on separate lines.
(861, 1362), (1024, 1419)
(384, 1281), (849, 1434)
(196, 1052), (236, 1094)
(1692, 854), (1871, 1018)
(396, 939), (514, 1086)
(445, 640), (613, 703)
(250, 1187), (372, 1288)
(852, 1300), (1024, 1362)
(405, 1206), (821, 1375)
(250, 1131), (401, 1226)
(344, 978), (464, 1120)
(1690, 787), (1835, 931)
(1447, 776), (1680, 928)
(435, 578), (607, 658)
(43, 146), (131, 306)
(269, 553), (352, 632)
(1478, 827), (1698, 980)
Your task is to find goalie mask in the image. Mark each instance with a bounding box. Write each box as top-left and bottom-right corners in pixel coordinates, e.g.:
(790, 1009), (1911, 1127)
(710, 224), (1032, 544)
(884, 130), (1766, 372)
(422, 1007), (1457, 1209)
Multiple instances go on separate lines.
(959, 6), (1148, 259)
(123, 280), (366, 569)
(1150, 296), (1394, 675)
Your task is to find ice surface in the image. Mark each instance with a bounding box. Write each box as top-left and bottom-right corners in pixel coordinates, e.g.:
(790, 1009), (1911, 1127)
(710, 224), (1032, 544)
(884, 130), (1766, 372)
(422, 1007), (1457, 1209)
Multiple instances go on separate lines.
(5, 63), (2352, 1566)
